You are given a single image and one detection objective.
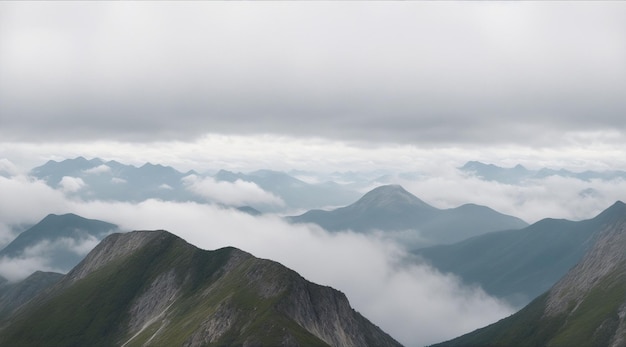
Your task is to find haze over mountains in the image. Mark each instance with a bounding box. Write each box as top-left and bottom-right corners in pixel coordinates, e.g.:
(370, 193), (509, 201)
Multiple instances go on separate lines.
(289, 185), (528, 248)
(1, 156), (625, 346)
(461, 161), (626, 184)
(30, 157), (361, 213)
(0, 213), (118, 281)
(434, 201), (626, 347)
(415, 201), (626, 307)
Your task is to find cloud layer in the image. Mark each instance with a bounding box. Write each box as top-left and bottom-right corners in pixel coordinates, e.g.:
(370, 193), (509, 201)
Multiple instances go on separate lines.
(1, 2), (624, 147)
(182, 175), (284, 207)
(0, 175), (514, 346)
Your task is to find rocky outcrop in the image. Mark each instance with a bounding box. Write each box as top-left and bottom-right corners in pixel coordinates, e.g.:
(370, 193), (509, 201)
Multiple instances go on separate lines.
(0, 230), (403, 347)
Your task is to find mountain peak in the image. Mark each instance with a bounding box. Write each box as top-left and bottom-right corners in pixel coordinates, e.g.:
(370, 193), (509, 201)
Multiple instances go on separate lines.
(355, 184), (434, 210)
(591, 200), (626, 223)
(9, 230), (402, 347)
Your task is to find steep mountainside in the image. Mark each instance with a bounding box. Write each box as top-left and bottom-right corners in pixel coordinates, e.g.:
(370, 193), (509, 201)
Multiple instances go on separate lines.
(0, 230), (402, 347)
(414, 202), (624, 307)
(0, 213), (118, 272)
(0, 271), (63, 319)
(433, 201), (626, 347)
(289, 185), (527, 247)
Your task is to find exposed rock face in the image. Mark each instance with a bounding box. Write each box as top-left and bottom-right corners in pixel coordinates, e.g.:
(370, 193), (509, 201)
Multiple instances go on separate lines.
(0, 230), (402, 347)
(546, 209), (626, 316)
(62, 230), (164, 285)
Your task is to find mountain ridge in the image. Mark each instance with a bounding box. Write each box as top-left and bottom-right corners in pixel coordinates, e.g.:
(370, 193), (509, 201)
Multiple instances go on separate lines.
(0, 230), (402, 347)
(415, 201), (625, 307)
(289, 184), (528, 247)
(432, 201), (626, 347)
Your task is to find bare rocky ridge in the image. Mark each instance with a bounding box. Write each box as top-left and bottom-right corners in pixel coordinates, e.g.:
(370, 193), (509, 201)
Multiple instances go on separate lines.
(546, 208), (626, 316)
(63, 230), (165, 285)
(0, 230), (403, 347)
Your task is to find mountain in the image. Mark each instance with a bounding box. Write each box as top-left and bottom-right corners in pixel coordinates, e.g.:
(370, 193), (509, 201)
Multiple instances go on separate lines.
(30, 157), (361, 212)
(289, 185), (528, 248)
(215, 169), (361, 211)
(415, 202), (625, 307)
(0, 230), (402, 347)
(460, 160), (626, 184)
(0, 213), (118, 272)
(433, 201), (626, 347)
(30, 157), (199, 202)
(0, 271), (63, 319)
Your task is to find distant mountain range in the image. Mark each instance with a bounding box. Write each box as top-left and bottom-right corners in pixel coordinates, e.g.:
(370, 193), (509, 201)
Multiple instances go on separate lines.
(0, 213), (118, 273)
(460, 160), (626, 184)
(214, 169), (360, 211)
(30, 157), (201, 202)
(30, 157), (361, 212)
(415, 201), (625, 307)
(0, 230), (402, 347)
(289, 185), (528, 248)
(433, 201), (626, 347)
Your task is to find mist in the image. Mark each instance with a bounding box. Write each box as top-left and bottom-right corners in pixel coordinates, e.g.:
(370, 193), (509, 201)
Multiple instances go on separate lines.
(0, 174), (513, 346)
(65, 199), (511, 346)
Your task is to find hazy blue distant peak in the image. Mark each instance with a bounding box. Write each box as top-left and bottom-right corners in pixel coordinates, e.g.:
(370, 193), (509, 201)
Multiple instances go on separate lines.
(355, 184), (434, 210)
(460, 160), (626, 183)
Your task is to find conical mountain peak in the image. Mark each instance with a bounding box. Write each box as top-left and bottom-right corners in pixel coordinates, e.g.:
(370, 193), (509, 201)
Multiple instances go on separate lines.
(354, 184), (434, 210)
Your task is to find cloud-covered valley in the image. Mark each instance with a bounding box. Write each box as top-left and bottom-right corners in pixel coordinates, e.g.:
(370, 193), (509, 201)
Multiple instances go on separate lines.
(0, 173), (517, 346)
(1, 163), (624, 345)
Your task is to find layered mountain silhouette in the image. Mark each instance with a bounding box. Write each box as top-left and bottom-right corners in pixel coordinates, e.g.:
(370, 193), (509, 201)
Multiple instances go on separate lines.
(30, 157), (200, 202)
(433, 201), (626, 347)
(30, 157), (361, 212)
(460, 160), (626, 184)
(0, 213), (118, 272)
(415, 201), (625, 307)
(289, 185), (528, 247)
(0, 230), (402, 347)
(0, 271), (62, 319)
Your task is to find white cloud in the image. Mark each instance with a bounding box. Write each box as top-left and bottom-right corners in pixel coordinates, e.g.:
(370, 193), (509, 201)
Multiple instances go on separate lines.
(112, 177), (127, 184)
(158, 183), (173, 190)
(82, 164), (111, 174)
(0, 255), (61, 282)
(70, 199), (514, 346)
(396, 168), (626, 223)
(0, 175), (68, 226)
(0, 158), (19, 176)
(58, 176), (86, 193)
(0, 235), (106, 282)
(182, 174), (284, 207)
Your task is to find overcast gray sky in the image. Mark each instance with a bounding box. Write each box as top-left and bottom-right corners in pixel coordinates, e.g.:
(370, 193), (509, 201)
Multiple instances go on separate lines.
(1, 1), (625, 173)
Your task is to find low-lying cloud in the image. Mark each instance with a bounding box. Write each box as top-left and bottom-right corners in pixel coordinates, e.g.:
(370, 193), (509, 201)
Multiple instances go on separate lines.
(82, 164), (111, 175)
(182, 174), (284, 207)
(387, 167), (626, 223)
(58, 176), (86, 193)
(2, 169), (625, 344)
(0, 236), (101, 281)
(67, 199), (513, 346)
